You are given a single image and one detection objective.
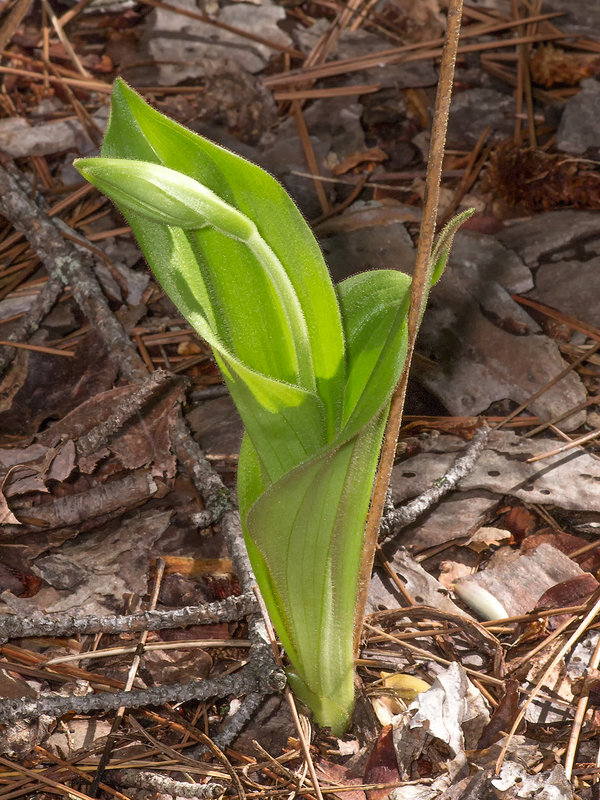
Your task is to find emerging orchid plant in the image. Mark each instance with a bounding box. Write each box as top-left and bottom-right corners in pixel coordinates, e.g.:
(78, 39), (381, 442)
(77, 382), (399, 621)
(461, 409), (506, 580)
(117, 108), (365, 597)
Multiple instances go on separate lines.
(75, 79), (470, 734)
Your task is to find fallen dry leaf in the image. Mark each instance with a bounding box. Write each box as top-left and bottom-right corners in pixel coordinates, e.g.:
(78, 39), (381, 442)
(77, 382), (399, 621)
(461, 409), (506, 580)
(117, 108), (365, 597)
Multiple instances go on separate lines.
(363, 725), (400, 800)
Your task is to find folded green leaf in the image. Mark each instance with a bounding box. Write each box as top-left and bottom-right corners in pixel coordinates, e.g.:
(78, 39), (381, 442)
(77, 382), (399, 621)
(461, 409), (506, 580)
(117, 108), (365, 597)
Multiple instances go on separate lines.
(100, 78), (346, 440)
(75, 79), (470, 734)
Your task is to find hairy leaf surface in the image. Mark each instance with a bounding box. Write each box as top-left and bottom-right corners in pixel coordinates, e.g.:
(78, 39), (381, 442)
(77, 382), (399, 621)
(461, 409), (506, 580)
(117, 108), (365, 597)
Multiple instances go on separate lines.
(75, 79), (468, 733)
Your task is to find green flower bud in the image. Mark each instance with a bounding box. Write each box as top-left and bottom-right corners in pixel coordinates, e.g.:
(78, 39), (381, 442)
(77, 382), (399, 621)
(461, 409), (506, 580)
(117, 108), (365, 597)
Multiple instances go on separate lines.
(74, 158), (255, 241)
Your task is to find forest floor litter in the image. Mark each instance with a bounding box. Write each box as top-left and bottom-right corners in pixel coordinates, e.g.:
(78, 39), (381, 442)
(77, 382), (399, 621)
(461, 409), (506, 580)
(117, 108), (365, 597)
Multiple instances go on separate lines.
(0, 0), (599, 798)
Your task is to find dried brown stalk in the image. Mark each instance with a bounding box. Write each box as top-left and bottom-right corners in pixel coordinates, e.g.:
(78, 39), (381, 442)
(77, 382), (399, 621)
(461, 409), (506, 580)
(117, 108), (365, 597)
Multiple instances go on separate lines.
(354, 0), (465, 654)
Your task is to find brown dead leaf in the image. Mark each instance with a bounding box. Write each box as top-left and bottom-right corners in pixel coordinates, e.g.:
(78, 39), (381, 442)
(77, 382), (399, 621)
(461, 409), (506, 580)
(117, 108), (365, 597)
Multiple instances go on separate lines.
(0, 563), (42, 596)
(1, 441), (77, 499)
(530, 44), (600, 88)
(533, 573), (599, 630)
(371, 673), (431, 726)
(465, 526), (512, 553)
(159, 623), (230, 643)
(111, 382), (183, 477)
(478, 678), (522, 749)
(0, 488), (20, 524)
(438, 558), (473, 591)
(497, 506), (538, 544)
(177, 339), (204, 356)
(377, 0), (444, 43)
(0, 333), (118, 439)
(162, 556), (234, 578)
(37, 380), (184, 478)
(363, 725), (400, 800)
(521, 529), (600, 573)
(315, 758), (366, 800)
(0, 348), (29, 418)
(140, 648), (212, 684)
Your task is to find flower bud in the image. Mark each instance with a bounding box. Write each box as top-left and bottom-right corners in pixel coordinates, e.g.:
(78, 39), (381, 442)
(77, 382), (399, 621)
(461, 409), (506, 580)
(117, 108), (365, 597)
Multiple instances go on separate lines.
(74, 158), (254, 241)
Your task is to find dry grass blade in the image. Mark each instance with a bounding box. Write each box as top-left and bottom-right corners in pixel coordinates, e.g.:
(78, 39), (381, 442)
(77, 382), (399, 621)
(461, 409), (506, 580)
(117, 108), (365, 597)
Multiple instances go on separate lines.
(513, 296), (600, 342)
(292, 101), (330, 214)
(0, 754), (96, 800)
(263, 13), (565, 88)
(526, 427), (600, 463)
(0, 0), (33, 52)
(273, 84), (381, 100)
(564, 633), (600, 780)
(0, 340), (75, 357)
(496, 591), (600, 774)
(39, 0), (90, 77)
(439, 124), (492, 225)
(0, 65), (110, 91)
(137, 0), (303, 58)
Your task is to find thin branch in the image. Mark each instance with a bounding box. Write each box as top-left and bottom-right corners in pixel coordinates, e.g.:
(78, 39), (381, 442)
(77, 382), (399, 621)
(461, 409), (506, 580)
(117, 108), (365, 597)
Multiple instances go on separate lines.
(0, 163), (148, 383)
(496, 591), (600, 774)
(564, 632), (600, 781)
(170, 413), (234, 526)
(0, 666), (285, 724)
(77, 369), (178, 457)
(354, 0), (465, 653)
(0, 593), (258, 645)
(0, 274), (64, 376)
(0, 154), (278, 750)
(89, 559), (166, 796)
(111, 770), (226, 798)
(380, 423), (490, 539)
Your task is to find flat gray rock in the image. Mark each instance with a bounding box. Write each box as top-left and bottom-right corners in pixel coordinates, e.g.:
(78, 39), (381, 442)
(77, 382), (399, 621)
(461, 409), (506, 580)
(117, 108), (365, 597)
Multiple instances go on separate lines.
(294, 22), (437, 89)
(557, 79), (600, 155)
(187, 395), (243, 457)
(390, 430), (600, 511)
(535, 0), (600, 36)
(447, 88), (514, 147)
(497, 210), (600, 266)
(450, 231), (533, 294)
(0, 107), (107, 158)
(145, 0), (290, 78)
(529, 256), (600, 328)
(391, 490), (499, 553)
(319, 220), (415, 283)
(418, 258), (586, 430)
(367, 547), (466, 616)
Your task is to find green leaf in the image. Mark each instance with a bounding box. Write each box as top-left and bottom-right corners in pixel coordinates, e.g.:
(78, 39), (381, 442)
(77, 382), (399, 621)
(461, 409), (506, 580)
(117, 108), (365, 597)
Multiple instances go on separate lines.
(74, 79), (471, 733)
(244, 410), (388, 735)
(336, 269), (411, 432)
(239, 269), (414, 732)
(75, 156), (316, 399)
(102, 78), (346, 438)
(430, 208), (475, 285)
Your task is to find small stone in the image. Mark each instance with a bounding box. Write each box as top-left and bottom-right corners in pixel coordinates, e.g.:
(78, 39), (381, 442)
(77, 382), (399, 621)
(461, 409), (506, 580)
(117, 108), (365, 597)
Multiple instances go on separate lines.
(557, 78), (600, 155)
(530, 256), (600, 328)
(319, 220), (415, 283)
(447, 88), (514, 147)
(497, 210), (600, 266)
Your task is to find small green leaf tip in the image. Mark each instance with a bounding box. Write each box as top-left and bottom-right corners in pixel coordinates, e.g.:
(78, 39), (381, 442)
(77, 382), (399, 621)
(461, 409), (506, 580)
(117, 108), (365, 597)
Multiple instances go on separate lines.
(74, 157), (255, 240)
